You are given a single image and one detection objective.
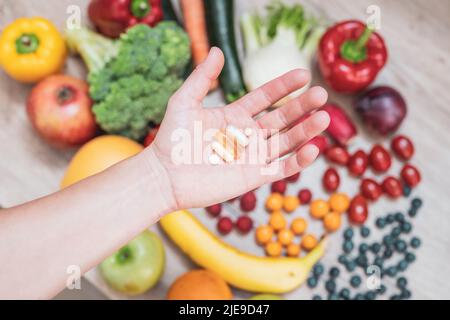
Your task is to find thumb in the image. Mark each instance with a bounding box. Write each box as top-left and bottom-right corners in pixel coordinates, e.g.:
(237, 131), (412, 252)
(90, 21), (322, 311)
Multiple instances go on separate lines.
(172, 47), (224, 108)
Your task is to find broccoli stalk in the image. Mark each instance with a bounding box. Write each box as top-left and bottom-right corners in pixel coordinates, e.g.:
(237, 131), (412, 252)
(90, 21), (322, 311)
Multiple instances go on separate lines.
(66, 22), (191, 140)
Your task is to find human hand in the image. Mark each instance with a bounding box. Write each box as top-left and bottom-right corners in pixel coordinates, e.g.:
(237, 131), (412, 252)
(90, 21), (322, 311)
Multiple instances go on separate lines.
(145, 47), (330, 210)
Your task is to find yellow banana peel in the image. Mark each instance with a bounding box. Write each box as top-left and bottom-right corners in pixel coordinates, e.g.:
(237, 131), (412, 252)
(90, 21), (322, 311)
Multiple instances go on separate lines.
(160, 210), (327, 293)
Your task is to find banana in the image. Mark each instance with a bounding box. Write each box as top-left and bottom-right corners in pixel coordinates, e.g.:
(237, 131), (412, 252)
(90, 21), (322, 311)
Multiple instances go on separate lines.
(160, 210), (327, 293)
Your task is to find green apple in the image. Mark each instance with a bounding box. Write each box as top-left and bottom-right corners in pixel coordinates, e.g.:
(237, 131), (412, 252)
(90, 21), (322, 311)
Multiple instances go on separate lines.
(249, 294), (284, 300)
(99, 230), (165, 295)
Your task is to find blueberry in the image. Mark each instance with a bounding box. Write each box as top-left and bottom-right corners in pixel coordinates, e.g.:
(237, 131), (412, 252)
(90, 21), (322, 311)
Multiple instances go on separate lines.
(328, 293), (339, 300)
(394, 212), (405, 222)
(329, 267), (340, 278)
(383, 235), (395, 247)
(343, 241), (354, 254)
(376, 218), (386, 229)
(391, 227), (402, 238)
(338, 255), (348, 265)
(359, 243), (369, 254)
(397, 277), (408, 288)
(371, 243), (382, 254)
(408, 208), (417, 218)
(385, 266), (397, 277)
(313, 263), (324, 277)
(365, 291), (376, 300)
(345, 261), (356, 272)
(403, 185), (411, 197)
(405, 252), (416, 263)
(307, 276), (318, 288)
(401, 222), (412, 234)
(412, 198), (423, 209)
(350, 275), (362, 288)
(410, 237), (421, 249)
(401, 289), (412, 299)
(386, 214), (395, 224)
(339, 288), (351, 300)
(383, 248), (393, 258)
(354, 293), (365, 300)
(397, 260), (409, 271)
(360, 226), (370, 238)
(373, 257), (384, 268)
(395, 239), (407, 252)
(344, 228), (354, 240)
(312, 295), (322, 300)
(325, 280), (336, 293)
(356, 255), (368, 268)
(390, 295), (401, 300)
(377, 284), (387, 295)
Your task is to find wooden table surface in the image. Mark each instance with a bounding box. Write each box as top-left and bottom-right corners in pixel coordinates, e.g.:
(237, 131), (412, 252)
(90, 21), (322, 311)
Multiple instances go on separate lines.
(1, 0), (450, 299)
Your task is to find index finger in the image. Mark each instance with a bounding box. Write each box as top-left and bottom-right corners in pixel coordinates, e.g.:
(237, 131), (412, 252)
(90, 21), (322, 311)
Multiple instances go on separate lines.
(228, 69), (310, 116)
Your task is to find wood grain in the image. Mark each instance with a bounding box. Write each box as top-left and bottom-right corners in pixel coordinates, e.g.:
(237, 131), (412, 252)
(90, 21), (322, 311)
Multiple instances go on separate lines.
(1, 0), (449, 299)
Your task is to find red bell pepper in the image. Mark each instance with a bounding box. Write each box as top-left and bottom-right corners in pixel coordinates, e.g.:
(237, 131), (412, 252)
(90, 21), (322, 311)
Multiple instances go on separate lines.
(318, 20), (388, 93)
(88, 0), (163, 38)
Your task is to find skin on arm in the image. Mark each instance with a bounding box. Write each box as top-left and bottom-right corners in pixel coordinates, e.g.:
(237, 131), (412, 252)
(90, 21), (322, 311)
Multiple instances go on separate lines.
(0, 47), (329, 299)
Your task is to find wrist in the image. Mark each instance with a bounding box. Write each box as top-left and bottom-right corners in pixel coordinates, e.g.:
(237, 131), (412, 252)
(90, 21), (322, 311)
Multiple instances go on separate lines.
(135, 147), (178, 219)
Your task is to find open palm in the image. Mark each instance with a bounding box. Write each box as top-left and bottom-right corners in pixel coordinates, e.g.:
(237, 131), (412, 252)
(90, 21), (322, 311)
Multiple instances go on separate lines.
(149, 48), (330, 209)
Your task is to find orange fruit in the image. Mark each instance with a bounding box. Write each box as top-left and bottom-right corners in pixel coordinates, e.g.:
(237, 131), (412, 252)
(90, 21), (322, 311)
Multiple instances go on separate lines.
(286, 243), (301, 257)
(291, 217), (307, 235)
(301, 234), (318, 251)
(283, 195), (300, 212)
(265, 241), (282, 257)
(265, 193), (284, 211)
(60, 135), (143, 188)
(269, 212), (287, 231)
(278, 229), (294, 246)
(310, 199), (330, 219)
(323, 211), (341, 232)
(167, 269), (233, 300)
(255, 225), (274, 245)
(329, 193), (350, 213)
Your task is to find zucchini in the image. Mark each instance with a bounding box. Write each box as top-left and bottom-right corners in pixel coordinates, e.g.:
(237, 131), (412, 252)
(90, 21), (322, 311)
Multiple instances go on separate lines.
(204, 0), (246, 102)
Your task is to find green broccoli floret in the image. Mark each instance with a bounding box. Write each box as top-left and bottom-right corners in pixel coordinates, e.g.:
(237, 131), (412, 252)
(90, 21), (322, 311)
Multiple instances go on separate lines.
(66, 22), (190, 140)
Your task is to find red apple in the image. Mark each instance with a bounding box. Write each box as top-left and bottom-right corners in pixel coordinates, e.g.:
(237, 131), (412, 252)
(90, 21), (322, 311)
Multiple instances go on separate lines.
(27, 75), (97, 147)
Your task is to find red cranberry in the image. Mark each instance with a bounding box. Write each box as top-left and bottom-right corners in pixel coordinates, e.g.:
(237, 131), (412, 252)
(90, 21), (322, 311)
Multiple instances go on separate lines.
(298, 189), (312, 204)
(323, 167), (340, 192)
(325, 146), (350, 165)
(285, 172), (300, 183)
(240, 191), (257, 212)
(348, 150), (368, 176)
(391, 135), (414, 161)
(271, 180), (287, 194)
(206, 203), (222, 217)
(382, 176), (403, 198)
(235, 215), (253, 234)
(360, 178), (382, 201)
(348, 195), (368, 224)
(401, 164), (421, 187)
(217, 217), (233, 235)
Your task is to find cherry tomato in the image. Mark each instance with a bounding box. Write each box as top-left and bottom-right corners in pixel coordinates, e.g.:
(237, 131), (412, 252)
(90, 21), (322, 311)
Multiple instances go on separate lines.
(401, 164), (421, 187)
(382, 176), (403, 198)
(369, 144), (392, 173)
(285, 172), (300, 183)
(360, 178), (382, 201)
(206, 203), (222, 217)
(323, 168), (340, 192)
(298, 188), (312, 204)
(271, 180), (287, 194)
(325, 146), (350, 165)
(217, 217), (233, 235)
(348, 150), (368, 176)
(236, 215), (253, 234)
(240, 191), (257, 212)
(391, 135), (414, 161)
(143, 125), (159, 147)
(348, 195), (368, 224)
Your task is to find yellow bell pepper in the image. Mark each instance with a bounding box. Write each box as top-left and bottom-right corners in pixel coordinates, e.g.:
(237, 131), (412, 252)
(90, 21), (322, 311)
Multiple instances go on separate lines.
(0, 17), (67, 83)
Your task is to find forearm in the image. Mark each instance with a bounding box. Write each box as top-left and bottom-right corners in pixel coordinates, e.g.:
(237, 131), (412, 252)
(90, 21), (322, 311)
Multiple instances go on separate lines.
(0, 148), (176, 299)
